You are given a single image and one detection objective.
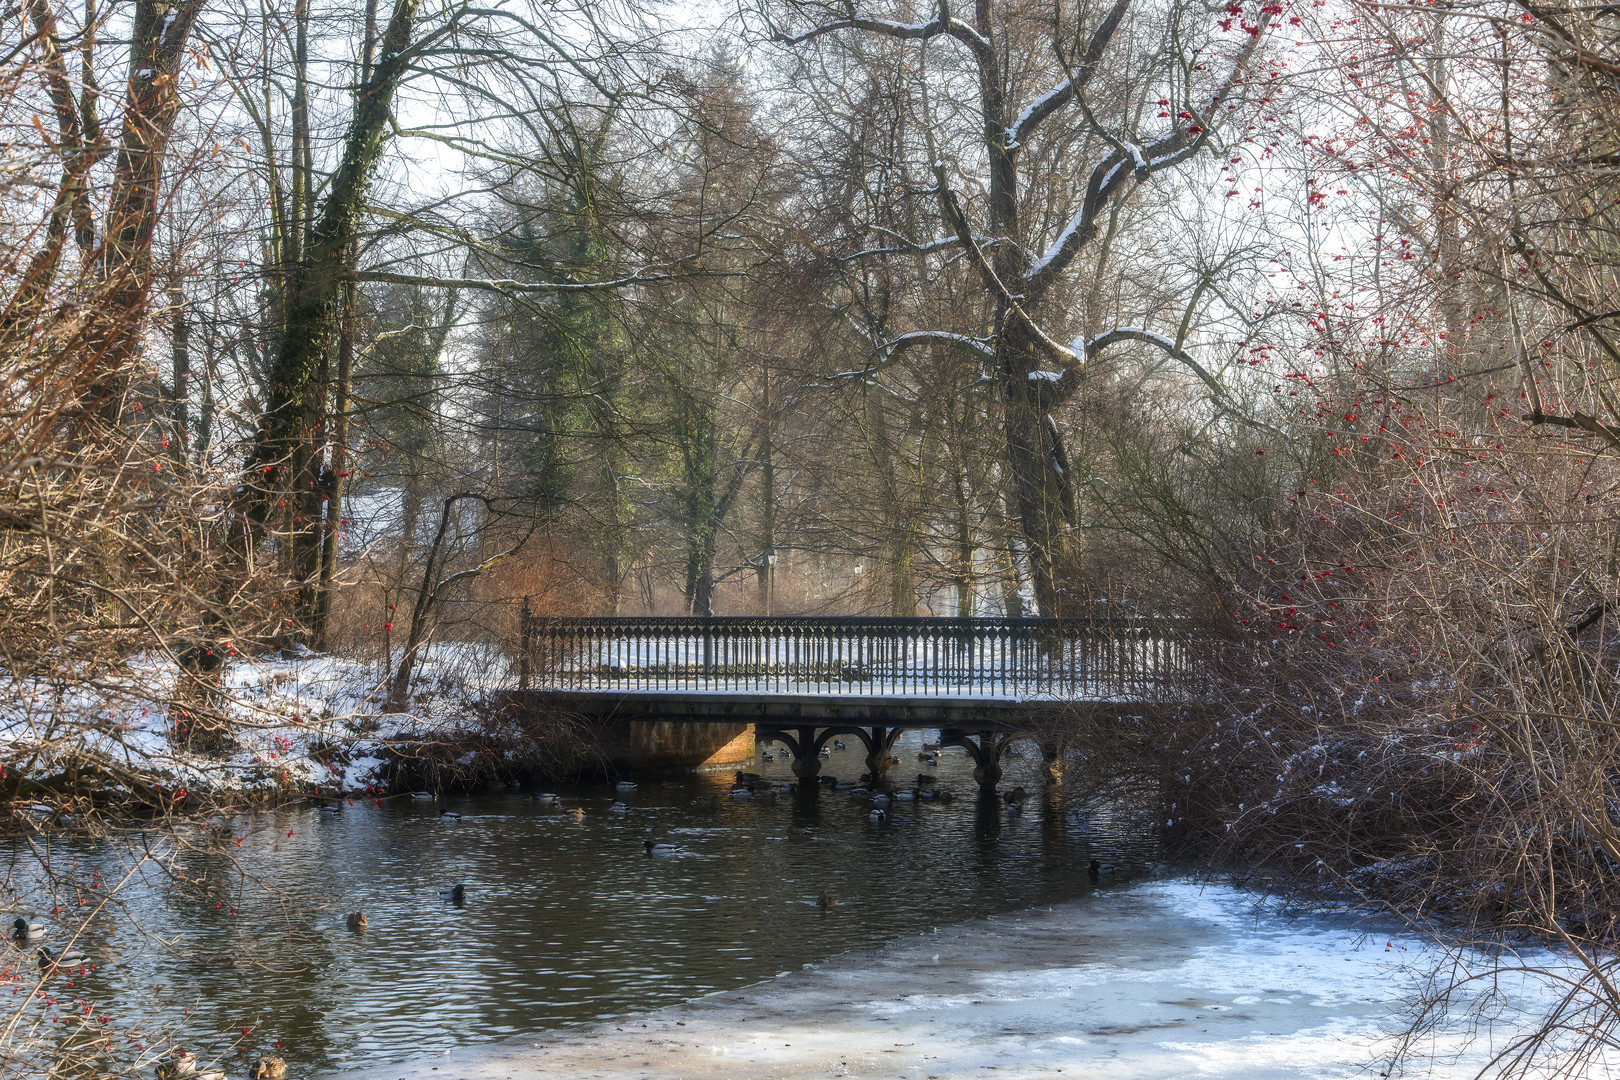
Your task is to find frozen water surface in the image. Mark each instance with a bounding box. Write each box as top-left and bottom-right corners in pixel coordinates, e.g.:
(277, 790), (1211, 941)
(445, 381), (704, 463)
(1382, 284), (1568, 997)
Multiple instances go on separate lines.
(338, 878), (1573, 1080)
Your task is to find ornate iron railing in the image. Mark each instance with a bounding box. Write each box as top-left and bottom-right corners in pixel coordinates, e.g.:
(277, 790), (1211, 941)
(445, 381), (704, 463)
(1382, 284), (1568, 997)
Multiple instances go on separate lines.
(517, 611), (1188, 700)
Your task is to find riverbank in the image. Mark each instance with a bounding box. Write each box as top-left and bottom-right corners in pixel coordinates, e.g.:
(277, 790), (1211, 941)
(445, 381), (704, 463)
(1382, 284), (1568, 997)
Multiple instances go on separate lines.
(335, 876), (1579, 1080)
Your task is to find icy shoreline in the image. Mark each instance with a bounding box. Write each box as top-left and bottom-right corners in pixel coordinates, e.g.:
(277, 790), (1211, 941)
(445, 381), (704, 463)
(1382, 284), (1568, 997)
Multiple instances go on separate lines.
(334, 877), (1583, 1080)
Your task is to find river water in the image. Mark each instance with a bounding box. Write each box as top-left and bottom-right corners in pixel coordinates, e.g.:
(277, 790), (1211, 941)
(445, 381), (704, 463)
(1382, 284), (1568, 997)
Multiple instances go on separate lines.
(7, 731), (1162, 1077)
(11, 729), (1584, 1080)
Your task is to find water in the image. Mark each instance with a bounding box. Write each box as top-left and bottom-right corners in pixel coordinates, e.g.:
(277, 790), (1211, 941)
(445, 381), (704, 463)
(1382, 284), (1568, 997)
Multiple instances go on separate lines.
(2, 730), (1160, 1077)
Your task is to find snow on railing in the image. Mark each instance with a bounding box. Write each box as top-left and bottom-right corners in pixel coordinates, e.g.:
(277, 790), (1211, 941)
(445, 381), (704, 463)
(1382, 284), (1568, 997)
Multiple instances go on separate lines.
(517, 613), (1188, 701)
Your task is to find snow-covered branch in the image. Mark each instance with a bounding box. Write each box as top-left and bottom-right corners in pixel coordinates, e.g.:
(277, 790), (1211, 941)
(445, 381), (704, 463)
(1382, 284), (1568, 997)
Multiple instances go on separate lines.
(1024, 19), (1272, 300)
(773, 9), (989, 57)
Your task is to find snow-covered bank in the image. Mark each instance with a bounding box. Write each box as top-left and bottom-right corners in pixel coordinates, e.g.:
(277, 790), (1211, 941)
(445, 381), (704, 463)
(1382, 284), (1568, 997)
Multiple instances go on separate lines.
(336, 878), (1593, 1080)
(0, 645), (513, 801)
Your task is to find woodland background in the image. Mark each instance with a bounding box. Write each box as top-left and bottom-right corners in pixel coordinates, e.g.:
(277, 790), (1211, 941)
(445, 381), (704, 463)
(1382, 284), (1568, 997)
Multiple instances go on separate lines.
(5, 0), (1620, 1073)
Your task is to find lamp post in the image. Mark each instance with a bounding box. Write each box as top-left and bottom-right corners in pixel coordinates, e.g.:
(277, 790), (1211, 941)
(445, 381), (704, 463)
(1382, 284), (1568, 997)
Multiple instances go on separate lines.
(766, 549), (778, 616)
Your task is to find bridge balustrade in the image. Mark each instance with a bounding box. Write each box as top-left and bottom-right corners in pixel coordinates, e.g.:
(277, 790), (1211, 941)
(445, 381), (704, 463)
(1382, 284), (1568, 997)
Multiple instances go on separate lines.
(517, 614), (1187, 701)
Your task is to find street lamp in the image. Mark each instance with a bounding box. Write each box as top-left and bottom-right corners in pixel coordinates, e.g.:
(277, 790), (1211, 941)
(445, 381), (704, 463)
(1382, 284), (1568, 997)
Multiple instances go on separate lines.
(766, 549), (778, 615)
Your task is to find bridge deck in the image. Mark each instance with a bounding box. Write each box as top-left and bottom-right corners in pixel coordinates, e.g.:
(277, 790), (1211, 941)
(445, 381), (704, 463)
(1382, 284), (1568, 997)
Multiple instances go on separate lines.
(517, 614), (1187, 704)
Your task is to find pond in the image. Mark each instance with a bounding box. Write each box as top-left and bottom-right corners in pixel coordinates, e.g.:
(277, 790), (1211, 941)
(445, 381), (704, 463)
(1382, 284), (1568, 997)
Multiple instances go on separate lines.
(2, 730), (1161, 1077)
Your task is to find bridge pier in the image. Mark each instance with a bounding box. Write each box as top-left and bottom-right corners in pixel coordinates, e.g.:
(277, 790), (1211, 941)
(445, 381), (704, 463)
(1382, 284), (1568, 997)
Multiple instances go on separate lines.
(942, 730), (1014, 793)
(859, 726), (904, 785)
(757, 727), (828, 780)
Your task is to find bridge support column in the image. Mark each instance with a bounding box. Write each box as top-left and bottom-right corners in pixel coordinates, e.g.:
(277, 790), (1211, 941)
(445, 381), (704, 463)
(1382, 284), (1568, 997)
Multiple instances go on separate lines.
(759, 727), (826, 780)
(864, 727), (903, 785)
(790, 726), (822, 780)
(942, 730), (1010, 793)
(1042, 742), (1064, 783)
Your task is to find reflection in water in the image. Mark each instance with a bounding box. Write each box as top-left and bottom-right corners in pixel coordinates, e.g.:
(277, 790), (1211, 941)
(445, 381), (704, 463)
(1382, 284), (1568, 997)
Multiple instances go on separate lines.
(8, 730), (1159, 1076)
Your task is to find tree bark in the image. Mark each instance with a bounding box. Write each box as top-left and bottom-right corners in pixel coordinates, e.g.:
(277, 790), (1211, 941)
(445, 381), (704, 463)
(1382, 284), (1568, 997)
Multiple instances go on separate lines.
(247, 0), (426, 639)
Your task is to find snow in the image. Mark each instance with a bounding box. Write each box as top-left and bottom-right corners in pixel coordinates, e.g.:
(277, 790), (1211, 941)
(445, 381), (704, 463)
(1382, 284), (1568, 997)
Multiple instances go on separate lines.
(331, 877), (1594, 1080)
(1028, 369), (1064, 382)
(0, 644), (515, 800)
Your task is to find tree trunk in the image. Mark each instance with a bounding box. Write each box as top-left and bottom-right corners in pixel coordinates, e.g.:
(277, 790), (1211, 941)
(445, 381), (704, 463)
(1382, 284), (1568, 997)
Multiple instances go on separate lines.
(312, 265), (357, 649)
(247, 0), (425, 640)
(82, 0), (207, 420)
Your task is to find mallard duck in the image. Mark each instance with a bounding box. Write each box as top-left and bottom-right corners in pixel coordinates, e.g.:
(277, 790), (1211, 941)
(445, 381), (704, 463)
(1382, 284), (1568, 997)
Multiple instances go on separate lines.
(817, 748), (830, 758)
(816, 891), (838, 909)
(939, 790), (955, 803)
(921, 741), (941, 752)
(317, 802), (342, 814)
(868, 808), (886, 823)
(250, 1055), (287, 1080)
(440, 884), (467, 903)
(35, 945), (86, 972)
(609, 801), (629, 813)
(1004, 786), (1028, 804)
(832, 740), (847, 750)
(566, 807), (586, 820)
(1088, 859), (1116, 876)
(156, 1051), (197, 1079)
(643, 841), (680, 855)
(614, 780), (638, 793)
(689, 796), (717, 809)
(870, 793), (891, 808)
(409, 792), (435, 801)
(893, 789), (916, 801)
(916, 773), (937, 785)
(438, 809), (462, 821)
(11, 917), (44, 944)
(759, 751), (773, 761)
(345, 912), (367, 932)
(532, 793), (560, 805)
(1005, 801), (1023, 817)
(729, 787), (753, 799)
(918, 788), (938, 801)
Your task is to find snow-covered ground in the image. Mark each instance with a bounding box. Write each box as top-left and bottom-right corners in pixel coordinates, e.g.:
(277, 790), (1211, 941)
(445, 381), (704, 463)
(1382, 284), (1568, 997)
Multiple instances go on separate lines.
(0, 644), (514, 798)
(334, 877), (1599, 1080)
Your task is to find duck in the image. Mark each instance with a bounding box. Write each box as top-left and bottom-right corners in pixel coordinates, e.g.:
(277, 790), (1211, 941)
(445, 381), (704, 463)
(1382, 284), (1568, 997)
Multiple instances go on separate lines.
(1004, 786), (1028, 805)
(250, 1055), (287, 1080)
(345, 912), (367, 932)
(916, 773), (937, 785)
(317, 802), (342, 814)
(729, 787), (753, 800)
(734, 771), (760, 784)
(1088, 859), (1116, 876)
(566, 807), (586, 821)
(759, 751), (774, 762)
(609, 801), (630, 813)
(893, 789), (916, 802)
(11, 917), (45, 944)
(832, 740), (847, 750)
(614, 780), (638, 793)
(868, 809), (886, 823)
(870, 793), (891, 808)
(817, 748), (830, 758)
(156, 1051), (197, 1079)
(438, 809), (462, 821)
(917, 788), (938, 801)
(440, 884), (467, 903)
(532, 793), (560, 805)
(938, 790), (955, 804)
(35, 945), (86, 972)
(921, 741), (941, 752)
(816, 891), (838, 909)
(643, 840), (680, 855)
(1005, 801), (1023, 817)
(409, 792), (435, 801)
(689, 796), (717, 809)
